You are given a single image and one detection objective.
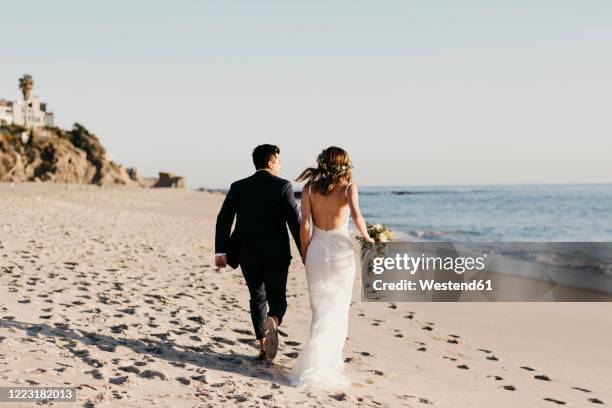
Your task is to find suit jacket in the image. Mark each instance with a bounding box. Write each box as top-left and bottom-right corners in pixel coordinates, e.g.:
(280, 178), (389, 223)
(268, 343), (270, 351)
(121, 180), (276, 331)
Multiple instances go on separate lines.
(215, 170), (301, 268)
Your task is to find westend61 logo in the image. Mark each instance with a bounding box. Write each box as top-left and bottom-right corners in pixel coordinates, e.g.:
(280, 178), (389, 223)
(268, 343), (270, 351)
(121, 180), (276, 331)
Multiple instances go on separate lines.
(361, 242), (612, 302)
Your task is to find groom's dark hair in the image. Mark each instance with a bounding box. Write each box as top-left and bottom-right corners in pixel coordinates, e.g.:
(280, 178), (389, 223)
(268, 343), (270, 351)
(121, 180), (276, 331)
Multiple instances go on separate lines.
(252, 144), (280, 169)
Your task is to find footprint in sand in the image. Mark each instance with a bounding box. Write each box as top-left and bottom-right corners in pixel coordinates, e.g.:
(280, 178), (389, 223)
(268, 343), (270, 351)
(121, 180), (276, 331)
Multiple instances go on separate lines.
(211, 336), (236, 346)
(588, 398), (604, 404)
(117, 307), (136, 315)
(330, 392), (347, 401)
(487, 375), (503, 381)
(97, 343), (116, 352)
(139, 370), (167, 380)
(71, 349), (90, 357)
(186, 315), (205, 324)
(119, 366), (140, 374)
(401, 395), (434, 405)
(175, 377), (191, 385)
(502, 385), (516, 391)
(520, 366), (536, 371)
(109, 376), (129, 385)
(84, 369), (103, 380)
(110, 324), (128, 334)
(456, 364), (469, 370)
(231, 328), (253, 336)
(535, 374), (551, 381)
(190, 375), (207, 383)
(543, 397), (566, 405)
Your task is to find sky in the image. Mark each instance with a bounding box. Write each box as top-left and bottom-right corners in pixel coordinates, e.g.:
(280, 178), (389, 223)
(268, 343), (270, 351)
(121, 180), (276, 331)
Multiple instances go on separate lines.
(1, 1), (611, 188)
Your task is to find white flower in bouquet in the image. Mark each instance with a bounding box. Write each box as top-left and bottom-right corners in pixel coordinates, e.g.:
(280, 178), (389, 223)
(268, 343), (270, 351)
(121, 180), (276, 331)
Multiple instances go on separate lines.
(357, 222), (393, 250)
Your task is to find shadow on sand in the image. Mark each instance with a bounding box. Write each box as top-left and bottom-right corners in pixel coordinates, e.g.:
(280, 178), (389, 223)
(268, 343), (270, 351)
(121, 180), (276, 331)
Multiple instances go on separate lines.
(0, 318), (290, 385)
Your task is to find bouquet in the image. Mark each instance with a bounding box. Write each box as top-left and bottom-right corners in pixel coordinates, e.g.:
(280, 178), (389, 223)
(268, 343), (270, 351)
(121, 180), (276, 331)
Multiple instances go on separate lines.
(356, 223), (393, 253)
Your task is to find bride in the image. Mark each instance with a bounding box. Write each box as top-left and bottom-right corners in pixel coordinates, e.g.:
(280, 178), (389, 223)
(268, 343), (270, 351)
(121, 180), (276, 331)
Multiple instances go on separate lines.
(289, 146), (374, 388)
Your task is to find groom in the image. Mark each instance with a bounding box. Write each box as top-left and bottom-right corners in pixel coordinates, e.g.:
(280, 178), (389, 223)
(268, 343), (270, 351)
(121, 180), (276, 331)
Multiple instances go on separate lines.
(215, 144), (301, 361)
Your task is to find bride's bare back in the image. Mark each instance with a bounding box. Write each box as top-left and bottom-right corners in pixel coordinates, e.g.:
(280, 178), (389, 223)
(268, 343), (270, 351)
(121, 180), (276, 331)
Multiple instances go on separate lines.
(309, 183), (350, 231)
(299, 181), (372, 259)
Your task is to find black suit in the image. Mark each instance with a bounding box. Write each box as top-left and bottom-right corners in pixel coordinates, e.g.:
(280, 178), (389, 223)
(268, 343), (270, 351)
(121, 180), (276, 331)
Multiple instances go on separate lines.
(215, 169), (301, 339)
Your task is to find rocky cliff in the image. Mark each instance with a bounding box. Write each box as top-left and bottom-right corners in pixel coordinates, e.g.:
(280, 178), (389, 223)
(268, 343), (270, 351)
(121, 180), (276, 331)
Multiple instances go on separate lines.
(0, 123), (145, 186)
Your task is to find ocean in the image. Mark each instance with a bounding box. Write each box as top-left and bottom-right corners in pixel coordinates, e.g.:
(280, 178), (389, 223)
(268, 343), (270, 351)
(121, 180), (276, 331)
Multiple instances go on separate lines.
(354, 184), (612, 295)
(356, 184), (612, 242)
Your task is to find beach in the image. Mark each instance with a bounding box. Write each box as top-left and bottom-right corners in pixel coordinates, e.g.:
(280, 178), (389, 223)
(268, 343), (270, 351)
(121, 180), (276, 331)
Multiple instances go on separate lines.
(1, 183), (610, 407)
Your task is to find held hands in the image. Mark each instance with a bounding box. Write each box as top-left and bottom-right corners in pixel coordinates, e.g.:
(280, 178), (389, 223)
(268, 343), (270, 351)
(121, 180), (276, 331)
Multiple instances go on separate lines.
(215, 255), (228, 268)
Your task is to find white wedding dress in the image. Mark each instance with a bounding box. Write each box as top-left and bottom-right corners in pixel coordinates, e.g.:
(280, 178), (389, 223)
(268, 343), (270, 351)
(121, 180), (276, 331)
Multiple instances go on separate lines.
(288, 186), (356, 389)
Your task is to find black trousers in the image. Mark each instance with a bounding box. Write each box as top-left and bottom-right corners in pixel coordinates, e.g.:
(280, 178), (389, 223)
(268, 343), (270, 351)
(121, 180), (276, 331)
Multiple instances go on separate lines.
(240, 259), (289, 340)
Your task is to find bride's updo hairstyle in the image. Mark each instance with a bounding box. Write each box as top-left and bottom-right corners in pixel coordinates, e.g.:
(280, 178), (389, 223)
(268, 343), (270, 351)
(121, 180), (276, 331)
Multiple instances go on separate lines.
(296, 146), (353, 195)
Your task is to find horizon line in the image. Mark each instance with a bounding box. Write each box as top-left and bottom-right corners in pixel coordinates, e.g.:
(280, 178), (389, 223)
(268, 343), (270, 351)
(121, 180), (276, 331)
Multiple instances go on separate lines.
(199, 181), (612, 191)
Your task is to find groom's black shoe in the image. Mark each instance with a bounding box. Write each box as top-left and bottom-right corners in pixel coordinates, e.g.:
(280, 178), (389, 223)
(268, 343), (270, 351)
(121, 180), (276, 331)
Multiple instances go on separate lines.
(263, 316), (279, 361)
(255, 350), (267, 361)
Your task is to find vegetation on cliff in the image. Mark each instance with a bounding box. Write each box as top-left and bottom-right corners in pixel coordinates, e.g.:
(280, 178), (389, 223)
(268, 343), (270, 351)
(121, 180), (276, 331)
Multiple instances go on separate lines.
(0, 123), (142, 185)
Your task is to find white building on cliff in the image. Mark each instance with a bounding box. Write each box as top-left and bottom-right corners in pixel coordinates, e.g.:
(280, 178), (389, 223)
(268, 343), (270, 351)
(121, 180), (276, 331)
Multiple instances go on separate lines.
(0, 96), (54, 128)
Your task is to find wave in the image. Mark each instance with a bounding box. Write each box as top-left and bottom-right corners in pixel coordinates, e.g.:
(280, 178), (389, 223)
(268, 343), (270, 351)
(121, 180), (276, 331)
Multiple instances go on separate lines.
(355, 189), (486, 196)
(459, 243), (612, 278)
(391, 189), (485, 195)
(406, 229), (481, 240)
(296, 188), (486, 198)
(496, 247), (612, 276)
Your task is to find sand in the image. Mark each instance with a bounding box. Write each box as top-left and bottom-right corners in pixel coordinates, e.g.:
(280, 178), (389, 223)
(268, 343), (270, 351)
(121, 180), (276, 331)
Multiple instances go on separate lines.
(0, 182), (610, 407)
